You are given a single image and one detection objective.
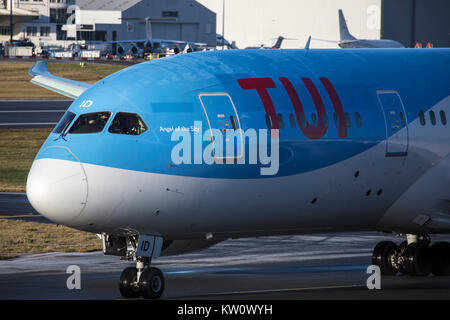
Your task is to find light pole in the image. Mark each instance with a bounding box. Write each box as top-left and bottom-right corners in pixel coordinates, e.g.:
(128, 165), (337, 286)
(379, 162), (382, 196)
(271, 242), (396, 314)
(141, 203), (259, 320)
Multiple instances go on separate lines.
(9, 0), (13, 42)
(222, 0), (225, 49)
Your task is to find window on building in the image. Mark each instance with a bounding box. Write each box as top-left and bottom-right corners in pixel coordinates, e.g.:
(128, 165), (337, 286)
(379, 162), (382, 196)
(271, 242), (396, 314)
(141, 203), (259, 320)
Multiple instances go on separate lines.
(69, 112), (111, 134)
(26, 26), (37, 37)
(56, 24), (67, 40)
(162, 11), (178, 18)
(0, 26), (10, 36)
(50, 8), (70, 24)
(40, 26), (50, 37)
(108, 113), (148, 135)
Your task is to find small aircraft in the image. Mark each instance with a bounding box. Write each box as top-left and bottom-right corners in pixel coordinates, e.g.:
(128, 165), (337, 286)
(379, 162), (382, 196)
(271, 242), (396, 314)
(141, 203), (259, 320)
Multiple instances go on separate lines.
(245, 36), (296, 49)
(89, 17), (208, 57)
(27, 47), (450, 299)
(316, 9), (404, 48)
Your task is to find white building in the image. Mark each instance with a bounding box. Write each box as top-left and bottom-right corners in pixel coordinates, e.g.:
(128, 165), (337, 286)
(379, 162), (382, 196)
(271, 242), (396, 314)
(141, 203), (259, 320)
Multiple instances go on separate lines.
(0, 0), (216, 48)
(197, 0), (382, 49)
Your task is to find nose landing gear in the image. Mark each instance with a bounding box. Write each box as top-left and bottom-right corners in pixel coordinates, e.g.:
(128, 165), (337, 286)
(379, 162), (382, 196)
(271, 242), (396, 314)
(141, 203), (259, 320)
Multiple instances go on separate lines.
(101, 233), (165, 299)
(372, 235), (450, 277)
(118, 258), (165, 299)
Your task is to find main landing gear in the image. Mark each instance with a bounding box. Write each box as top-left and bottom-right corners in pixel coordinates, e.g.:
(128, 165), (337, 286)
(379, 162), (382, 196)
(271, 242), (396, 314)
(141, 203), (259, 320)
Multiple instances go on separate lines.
(372, 234), (450, 276)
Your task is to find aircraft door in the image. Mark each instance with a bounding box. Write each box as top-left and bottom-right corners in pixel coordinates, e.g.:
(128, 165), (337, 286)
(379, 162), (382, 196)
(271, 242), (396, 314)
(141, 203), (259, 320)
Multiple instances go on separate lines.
(199, 93), (243, 162)
(377, 90), (408, 156)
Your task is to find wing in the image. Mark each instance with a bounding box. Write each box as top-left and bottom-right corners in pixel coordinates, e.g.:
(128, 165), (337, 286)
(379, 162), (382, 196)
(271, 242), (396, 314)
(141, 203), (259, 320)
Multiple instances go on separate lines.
(90, 38), (207, 47)
(29, 61), (92, 99)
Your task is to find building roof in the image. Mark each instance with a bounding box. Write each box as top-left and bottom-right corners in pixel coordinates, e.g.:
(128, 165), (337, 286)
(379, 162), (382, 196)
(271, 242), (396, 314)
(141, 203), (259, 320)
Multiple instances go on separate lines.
(76, 0), (142, 11)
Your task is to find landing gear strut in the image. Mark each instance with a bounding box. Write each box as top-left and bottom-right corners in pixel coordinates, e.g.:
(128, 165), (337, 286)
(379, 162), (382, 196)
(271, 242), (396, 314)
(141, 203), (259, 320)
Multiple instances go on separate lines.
(372, 234), (450, 277)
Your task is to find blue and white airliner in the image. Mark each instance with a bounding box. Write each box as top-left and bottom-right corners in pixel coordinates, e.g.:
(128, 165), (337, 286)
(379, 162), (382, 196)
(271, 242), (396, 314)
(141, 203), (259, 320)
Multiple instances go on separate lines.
(26, 47), (450, 299)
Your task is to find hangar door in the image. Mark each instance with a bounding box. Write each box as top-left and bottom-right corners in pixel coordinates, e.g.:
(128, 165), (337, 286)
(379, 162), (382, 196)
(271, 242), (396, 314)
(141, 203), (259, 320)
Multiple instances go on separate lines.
(181, 24), (198, 42)
(152, 23), (181, 40)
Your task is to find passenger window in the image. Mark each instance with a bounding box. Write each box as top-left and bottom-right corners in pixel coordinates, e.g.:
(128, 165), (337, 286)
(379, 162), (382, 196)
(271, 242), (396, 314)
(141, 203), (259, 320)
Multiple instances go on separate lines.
(108, 112), (148, 135)
(69, 112), (111, 134)
(265, 114), (272, 129)
(333, 113), (339, 128)
(299, 113), (306, 128)
(277, 114), (285, 129)
(230, 115), (238, 130)
(400, 112), (406, 127)
(355, 112), (362, 128)
(440, 111), (447, 125)
(419, 111), (426, 126)
(311, 113), (318, 127)
(53, 111), (76, 134)
(344, 112), (351, 128)
(430, 111), (436, 126)
(323, 113), (329, 128)
(289, 113), (296, 129)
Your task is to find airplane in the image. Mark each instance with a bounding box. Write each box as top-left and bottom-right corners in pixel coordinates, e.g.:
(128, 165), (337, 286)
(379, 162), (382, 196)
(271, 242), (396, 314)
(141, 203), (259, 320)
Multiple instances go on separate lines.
(89, 17), (208, 57)
(315, 9), (404, 48)
(245, 36), (296, 49)
(26, 47), (450, 299)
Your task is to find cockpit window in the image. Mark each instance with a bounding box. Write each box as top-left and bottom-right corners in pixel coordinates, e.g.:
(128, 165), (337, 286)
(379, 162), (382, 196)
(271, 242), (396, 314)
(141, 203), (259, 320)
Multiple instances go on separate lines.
(69, 112), (111, 134)
(53, 111), (76, 134)
(108, 112), (148, 135)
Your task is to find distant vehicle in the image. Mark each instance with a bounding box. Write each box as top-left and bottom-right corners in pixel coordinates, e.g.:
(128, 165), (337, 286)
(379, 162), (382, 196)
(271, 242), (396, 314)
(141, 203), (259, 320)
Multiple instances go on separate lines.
(50, 50), (73, 59)
(5, 40), (34, 57)
(316, 9), (404, 48)
(8, 40), (35, 48)
(216, 33), (237, 49)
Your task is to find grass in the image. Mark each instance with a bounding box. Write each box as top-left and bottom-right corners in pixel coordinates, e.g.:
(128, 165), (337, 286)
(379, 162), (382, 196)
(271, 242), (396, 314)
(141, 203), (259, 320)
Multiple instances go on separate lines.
(0, 219), (101, 260)
(0, 128), (51, 192)
(0, 63), (120, 258)
(0, 61), (127, 100)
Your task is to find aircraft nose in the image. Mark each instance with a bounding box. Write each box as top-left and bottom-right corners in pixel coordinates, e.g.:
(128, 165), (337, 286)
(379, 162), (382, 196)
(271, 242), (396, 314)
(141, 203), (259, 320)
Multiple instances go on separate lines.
(26, 147), (88, 225)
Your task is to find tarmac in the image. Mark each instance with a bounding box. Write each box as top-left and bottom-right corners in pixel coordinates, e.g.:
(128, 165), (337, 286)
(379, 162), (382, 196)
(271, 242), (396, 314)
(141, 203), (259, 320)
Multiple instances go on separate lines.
(0, 193), (449, 300)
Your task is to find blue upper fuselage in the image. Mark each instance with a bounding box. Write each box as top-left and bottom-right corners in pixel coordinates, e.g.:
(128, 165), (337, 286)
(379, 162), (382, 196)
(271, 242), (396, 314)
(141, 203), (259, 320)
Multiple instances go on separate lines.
(35, 48), (450, 179)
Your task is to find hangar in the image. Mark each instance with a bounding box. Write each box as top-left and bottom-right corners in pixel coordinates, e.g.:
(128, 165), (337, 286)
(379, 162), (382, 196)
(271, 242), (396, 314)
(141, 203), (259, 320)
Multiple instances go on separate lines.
(0, 0), (448, 49)
(0, 0), (216, 47)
